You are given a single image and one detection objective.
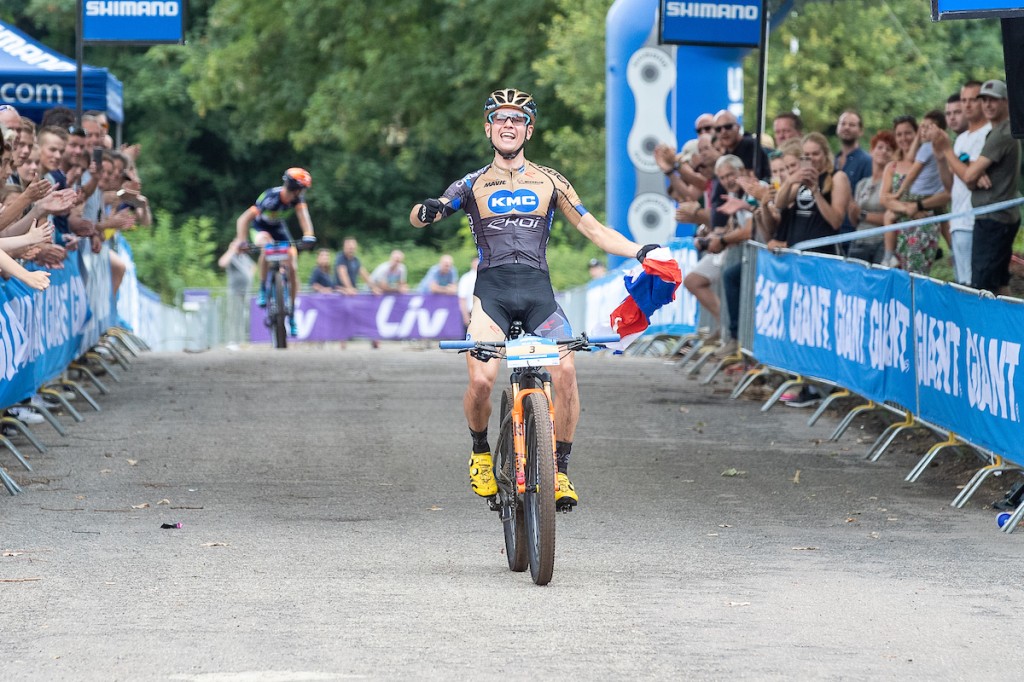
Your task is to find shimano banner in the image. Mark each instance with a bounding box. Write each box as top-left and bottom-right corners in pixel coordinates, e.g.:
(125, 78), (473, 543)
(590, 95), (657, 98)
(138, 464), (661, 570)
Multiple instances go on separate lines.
(913, 278), (1023, 459)
(752, 252), (916, 409)
(83, 1), (186, 44)
(660, 0), (763, 48)
(249, 294), (463, 343)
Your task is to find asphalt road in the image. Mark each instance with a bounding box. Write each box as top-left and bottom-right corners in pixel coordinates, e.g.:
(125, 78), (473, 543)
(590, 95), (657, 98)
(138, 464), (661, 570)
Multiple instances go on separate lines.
(2, 344), (1021, 680)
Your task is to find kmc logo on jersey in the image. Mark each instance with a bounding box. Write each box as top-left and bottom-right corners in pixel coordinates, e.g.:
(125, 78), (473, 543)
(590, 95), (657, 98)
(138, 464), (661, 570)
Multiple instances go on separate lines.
(489, 189), (540, 214)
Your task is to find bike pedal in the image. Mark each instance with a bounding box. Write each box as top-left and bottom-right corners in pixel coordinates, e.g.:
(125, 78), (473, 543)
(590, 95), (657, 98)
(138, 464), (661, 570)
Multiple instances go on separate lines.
(556, 502), (575, 513)
(487, 495), (500, 512)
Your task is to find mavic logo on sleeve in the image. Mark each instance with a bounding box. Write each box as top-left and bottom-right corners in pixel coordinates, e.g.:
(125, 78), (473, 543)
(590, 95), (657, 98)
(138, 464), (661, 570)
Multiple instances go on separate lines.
(489, 189), (540, 214)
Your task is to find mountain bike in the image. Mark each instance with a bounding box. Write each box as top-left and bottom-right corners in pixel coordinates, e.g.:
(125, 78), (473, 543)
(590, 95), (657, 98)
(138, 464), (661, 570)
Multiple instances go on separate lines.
(242, 240), (310, 349)
(440, 324), (616, 585)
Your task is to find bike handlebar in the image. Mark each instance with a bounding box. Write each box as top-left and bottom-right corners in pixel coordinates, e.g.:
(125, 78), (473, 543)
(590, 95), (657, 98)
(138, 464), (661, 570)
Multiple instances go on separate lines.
(438, 335), (619, 351)
(238, 239), (316, 254)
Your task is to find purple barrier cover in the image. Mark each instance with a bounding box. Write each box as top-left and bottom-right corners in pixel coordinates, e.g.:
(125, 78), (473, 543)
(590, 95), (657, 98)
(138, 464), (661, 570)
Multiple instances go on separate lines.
(249, 293), (464, 342)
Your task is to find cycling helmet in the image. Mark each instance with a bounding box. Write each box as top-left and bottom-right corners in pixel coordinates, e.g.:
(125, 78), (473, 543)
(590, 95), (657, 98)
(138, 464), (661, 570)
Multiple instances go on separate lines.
(282, 167), (312, 192)
(483, 88), (538, 124)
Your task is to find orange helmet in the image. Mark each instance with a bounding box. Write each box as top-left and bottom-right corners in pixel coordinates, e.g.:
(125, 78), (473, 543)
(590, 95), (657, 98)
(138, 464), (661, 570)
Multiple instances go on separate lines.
(282, 167), (312, 191)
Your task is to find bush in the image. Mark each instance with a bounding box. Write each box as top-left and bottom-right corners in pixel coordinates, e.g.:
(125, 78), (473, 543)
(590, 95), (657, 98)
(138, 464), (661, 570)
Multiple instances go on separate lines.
(123, 210), (223, 304)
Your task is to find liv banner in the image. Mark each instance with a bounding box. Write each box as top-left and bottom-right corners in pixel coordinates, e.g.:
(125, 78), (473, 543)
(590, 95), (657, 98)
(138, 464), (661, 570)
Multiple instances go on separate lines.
(752, 252), (916, 409)
(83, 0), (186, 44)
(249, 294), (464, 343)
(913, 278), (1023, 458)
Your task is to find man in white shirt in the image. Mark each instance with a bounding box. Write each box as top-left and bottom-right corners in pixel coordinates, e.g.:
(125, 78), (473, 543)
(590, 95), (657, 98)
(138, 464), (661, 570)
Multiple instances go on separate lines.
(944, 81), (992, 285)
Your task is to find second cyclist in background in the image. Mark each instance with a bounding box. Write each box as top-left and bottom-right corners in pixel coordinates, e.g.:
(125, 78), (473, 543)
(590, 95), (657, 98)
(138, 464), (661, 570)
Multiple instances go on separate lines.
(231, 168), (316, 336)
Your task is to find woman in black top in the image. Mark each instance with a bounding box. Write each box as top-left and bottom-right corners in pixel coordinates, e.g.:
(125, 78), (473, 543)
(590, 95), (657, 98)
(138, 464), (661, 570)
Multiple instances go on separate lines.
(768, 132), (852, 255)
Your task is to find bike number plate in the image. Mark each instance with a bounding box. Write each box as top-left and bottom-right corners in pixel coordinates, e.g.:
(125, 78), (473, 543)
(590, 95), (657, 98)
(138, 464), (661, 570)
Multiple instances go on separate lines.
(264, 242), (291, 262)
(505, 336), (559, 368)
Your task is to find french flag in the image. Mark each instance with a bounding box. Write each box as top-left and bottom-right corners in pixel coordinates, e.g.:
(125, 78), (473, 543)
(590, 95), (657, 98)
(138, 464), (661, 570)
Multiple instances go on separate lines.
(609, 248), (682, 348)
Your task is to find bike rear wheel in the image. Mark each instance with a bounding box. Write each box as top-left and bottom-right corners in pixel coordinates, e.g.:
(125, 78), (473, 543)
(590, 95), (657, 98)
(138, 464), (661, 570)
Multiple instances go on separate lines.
(498, 387), (527, 572)
(270, 270), (288, 349)
(522, 391), (556, 585)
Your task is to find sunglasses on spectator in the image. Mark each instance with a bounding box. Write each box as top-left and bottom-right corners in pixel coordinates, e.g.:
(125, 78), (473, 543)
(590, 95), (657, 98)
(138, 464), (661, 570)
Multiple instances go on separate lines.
(695, 125), (714, 134)
(714, 123), (736, 133)
(67, 126), (87, 137)
(488, 111), (531, 126)
(0, 104), (15, 113)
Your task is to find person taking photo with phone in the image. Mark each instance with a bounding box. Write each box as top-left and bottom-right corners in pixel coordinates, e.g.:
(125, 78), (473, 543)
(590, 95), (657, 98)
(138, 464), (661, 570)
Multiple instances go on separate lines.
(768, 132), (851, 255)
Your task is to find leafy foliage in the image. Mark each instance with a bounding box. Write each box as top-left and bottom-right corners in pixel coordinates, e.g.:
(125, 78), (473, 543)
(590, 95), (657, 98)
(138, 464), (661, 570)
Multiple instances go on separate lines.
(3, 0), (1010, 298)
(748, 1), (1004, 137)
(123, 211), (223, 303)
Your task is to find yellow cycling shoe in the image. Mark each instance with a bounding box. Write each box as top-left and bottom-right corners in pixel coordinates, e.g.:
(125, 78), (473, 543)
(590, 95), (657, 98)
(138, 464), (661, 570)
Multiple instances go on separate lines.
(469, 452), (498, 497)
(555, 472), (578, 508)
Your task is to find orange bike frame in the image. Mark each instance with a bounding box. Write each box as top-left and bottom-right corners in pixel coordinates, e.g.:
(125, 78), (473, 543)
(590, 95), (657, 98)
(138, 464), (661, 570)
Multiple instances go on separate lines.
(509, 382), (558, 495)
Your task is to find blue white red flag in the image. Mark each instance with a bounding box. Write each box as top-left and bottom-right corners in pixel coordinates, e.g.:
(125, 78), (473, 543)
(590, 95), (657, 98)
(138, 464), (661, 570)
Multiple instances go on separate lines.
(608, 247), (682, 348)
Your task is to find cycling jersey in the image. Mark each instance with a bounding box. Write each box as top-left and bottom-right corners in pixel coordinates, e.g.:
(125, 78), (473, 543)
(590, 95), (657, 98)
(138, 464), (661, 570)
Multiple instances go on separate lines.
(437, 161), (588, 273)
(251, 186), (305, 242)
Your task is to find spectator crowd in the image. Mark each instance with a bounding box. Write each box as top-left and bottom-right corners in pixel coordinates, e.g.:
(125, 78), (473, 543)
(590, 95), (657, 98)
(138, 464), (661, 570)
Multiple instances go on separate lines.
(653, 78), (1021, 405)
(1, 103), (151, 428)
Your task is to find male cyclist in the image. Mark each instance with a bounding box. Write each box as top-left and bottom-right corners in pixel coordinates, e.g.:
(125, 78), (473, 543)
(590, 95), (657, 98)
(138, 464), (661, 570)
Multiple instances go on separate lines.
(410, 88), (658, 509)
(231, 168), (316, 336)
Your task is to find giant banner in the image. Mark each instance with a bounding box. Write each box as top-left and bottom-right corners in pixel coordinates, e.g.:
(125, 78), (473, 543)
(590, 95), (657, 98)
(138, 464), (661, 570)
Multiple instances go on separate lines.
(1, 258), (89, 408)
(752, 251), (916, 408)
(913, 278), (1023, 458)
(249, 294), (463, 343)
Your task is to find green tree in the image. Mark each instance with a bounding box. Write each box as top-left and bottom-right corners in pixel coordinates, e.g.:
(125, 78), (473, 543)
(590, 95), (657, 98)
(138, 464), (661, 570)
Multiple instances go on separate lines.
(749, 1), (1004, 138)
(124, 211), (222, 303)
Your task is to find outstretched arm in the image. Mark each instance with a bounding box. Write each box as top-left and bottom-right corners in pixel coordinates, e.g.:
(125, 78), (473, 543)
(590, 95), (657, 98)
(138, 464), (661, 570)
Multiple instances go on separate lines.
(574, 213), (647, 261)
(0, 248), (51, 291)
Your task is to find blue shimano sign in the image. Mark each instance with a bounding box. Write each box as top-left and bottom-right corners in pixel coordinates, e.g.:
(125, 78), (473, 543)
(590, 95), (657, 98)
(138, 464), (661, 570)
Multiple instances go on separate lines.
(83, 1), (185, 44)
(660, 0), (762, 48)
(932, 1), (1024, 20)
(489, 189), (539, 214)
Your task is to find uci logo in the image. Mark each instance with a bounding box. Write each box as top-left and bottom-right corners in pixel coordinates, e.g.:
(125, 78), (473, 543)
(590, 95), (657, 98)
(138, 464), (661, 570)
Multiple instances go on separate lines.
(489, 189), (539, 214)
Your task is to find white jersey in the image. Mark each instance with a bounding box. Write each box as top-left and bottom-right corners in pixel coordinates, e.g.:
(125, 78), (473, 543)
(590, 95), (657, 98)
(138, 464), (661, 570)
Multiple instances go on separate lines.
(950, 122), (992, 233)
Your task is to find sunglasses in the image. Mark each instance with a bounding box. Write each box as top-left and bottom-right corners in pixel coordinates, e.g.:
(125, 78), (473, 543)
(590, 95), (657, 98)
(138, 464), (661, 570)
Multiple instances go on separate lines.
(488, 111), (531, 126)
(67, 126), (87, 137)
(714, 123), (736, 133)
(695, 125), (714, 134)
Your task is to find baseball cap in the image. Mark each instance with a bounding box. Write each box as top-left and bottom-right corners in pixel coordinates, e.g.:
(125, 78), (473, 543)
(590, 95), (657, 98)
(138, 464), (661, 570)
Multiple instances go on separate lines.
(979, 79), (1007, 100)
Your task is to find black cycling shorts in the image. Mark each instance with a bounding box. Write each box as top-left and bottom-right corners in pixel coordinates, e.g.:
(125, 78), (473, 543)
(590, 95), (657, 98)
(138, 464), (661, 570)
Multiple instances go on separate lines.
(473, 264), (573, 339)
(255, 224), (293, 244)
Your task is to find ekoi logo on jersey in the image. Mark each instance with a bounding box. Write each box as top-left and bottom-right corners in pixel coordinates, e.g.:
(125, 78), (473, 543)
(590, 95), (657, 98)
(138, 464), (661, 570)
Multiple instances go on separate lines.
(489, 189), (540, 214)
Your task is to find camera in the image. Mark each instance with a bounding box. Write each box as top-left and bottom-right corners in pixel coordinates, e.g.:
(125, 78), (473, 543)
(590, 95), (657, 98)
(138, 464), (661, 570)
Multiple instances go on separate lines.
(116, 188), (144, 208)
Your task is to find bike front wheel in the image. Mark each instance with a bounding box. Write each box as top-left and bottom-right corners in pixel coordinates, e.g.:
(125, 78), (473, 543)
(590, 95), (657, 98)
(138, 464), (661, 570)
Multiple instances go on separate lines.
(522, 391), (556, 585)
(498, 387), (527, 573)
(270, 270), (288, 349)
